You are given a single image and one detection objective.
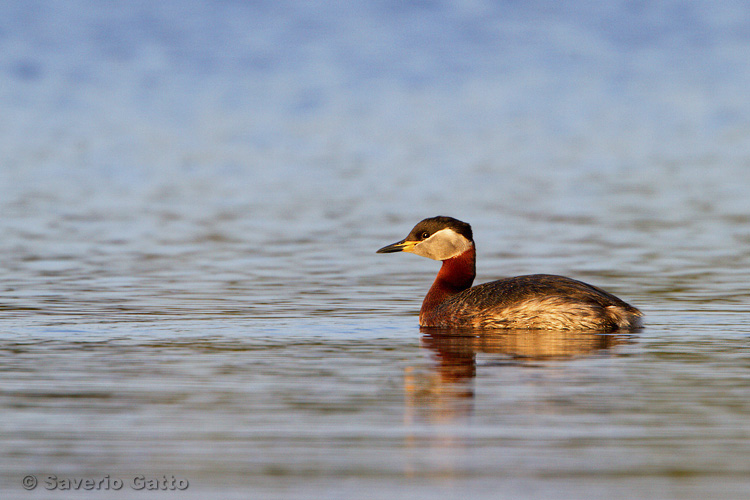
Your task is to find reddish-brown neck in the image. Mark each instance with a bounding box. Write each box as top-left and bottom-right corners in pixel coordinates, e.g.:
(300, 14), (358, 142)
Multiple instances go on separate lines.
(419, 246), (476, 324)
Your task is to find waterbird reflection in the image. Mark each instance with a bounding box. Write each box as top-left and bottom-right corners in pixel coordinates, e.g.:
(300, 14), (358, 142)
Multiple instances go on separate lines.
(405, 328), (635, 423)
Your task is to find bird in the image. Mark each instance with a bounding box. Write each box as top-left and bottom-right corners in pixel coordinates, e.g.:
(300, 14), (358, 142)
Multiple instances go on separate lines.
(377, 216), (642, 331)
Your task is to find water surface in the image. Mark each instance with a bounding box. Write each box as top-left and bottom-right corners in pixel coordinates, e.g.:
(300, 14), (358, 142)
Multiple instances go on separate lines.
(2, 1), (750, 499)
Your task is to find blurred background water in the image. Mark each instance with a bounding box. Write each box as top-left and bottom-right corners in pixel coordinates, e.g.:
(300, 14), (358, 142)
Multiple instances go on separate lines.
(2, 1), (750, 499)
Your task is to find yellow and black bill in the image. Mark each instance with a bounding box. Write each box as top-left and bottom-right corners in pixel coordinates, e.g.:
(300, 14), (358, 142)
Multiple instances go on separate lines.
(376, 239), (417, 253)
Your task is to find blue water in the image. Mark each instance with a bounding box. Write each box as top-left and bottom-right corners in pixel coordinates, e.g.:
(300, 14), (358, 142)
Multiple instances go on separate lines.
(2, 1), (750, 499)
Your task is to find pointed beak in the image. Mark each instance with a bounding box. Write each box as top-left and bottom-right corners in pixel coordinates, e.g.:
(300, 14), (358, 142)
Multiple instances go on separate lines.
(376, 239), (417, 254)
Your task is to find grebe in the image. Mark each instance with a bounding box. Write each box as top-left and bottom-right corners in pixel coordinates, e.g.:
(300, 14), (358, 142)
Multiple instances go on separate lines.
(377, 216), (642, 331)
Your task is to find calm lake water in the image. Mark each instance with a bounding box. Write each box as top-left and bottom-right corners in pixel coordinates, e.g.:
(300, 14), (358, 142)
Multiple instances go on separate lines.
(2, 1), (750, 499)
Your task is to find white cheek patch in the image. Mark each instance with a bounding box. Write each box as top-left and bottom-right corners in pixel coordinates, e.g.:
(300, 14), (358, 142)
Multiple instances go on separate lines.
(412, 228), (473, 261)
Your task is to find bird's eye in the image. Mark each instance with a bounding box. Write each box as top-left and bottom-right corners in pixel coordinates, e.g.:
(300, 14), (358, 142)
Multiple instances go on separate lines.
(420, 231), (430, 240)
